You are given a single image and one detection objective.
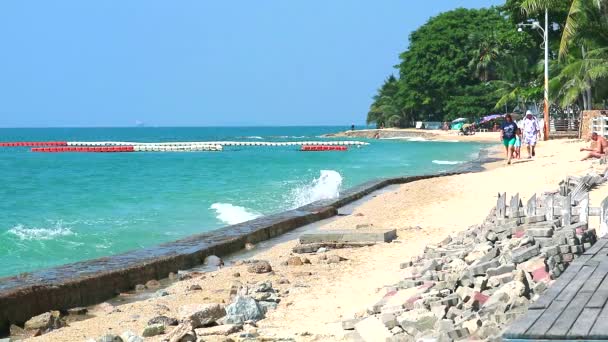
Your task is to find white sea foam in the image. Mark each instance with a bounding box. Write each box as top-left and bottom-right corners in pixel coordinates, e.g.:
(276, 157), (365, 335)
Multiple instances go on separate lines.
(210, 203), (261, 225)
(432, 160), (465, 165)
(290, 170), (343, 208)
(246, 136), (263, 139)
(7, 223), (74, 240)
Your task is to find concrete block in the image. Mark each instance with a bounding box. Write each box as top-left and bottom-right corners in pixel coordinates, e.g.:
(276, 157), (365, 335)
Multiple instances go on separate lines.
(299, 229), (397, 244)
(511, 244), (540, 264)
(342, 318), (362, 330)
(486, 264), (515, 277)
(469, 259), (500, 276)
(354, 316), (392, 342)
(526, 227), (554, 237)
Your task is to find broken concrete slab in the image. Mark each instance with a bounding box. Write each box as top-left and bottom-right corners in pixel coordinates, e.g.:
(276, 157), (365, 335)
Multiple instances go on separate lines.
(299, 229), (397, 244)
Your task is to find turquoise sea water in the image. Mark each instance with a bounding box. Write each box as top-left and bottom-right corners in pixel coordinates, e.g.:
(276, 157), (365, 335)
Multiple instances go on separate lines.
(0, 127), (485, 277)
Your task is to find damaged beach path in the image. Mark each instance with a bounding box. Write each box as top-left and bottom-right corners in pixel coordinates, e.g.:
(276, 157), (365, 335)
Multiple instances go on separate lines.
(15, 139), (608, 342)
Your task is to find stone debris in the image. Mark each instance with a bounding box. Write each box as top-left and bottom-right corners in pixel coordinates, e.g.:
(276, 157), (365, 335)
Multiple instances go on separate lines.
(178, 303), (226, 328)
(246, 260), (273, 274)
(147, 315), (179, 327)
(339, 173), (605, 341)
(141, 323), (165, 337)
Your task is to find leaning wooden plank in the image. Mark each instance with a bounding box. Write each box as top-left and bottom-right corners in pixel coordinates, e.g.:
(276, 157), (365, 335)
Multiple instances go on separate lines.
(567, 307), (601, 339)
(546, 292), (593, 338)
(502, 309), (545, 339)
(299, 229), (397, 244)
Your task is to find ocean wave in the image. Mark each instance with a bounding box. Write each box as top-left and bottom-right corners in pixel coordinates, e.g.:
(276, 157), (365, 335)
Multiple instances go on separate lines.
(290, 170), (343, 208)
(7, 223), (75, 240)
(246, 136), (263, 139)
(210, 203), (261, 225)
(432, 160), (464, 165)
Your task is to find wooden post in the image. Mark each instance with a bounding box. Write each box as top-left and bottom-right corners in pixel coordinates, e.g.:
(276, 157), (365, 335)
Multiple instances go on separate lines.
(526, 194), (537, 217)
(545, 194), (554, 221)
(561, 194), (572, 226)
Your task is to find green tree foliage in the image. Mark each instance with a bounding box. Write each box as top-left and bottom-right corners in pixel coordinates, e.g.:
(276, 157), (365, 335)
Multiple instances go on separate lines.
(367, 1), (608, 127)
(367, 7), (537, 126)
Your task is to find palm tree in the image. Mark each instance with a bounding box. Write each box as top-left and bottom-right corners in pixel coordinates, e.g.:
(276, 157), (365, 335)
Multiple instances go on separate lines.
(468, 33), (502, 81)
(521, 0), (608, 57)
(551, 47), (608, 109)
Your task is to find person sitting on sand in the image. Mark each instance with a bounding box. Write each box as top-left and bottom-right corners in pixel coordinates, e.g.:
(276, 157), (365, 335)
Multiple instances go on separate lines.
(500, 114), (518, 165)
(581, 132), (608, 160)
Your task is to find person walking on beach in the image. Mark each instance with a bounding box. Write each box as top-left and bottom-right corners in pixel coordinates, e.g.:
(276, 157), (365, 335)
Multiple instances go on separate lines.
(514, 128), (522, 159)
(522, 110), (541, 158)
(500, 114), (518, 165)
(581, 132), (608, 160)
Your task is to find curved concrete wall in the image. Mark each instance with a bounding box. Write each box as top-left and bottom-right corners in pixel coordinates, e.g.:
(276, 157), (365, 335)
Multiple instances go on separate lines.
(0, 172), (463, 333)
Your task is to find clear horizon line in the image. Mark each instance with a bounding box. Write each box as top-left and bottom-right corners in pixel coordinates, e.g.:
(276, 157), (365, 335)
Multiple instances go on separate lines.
(0, 124), (370, 129)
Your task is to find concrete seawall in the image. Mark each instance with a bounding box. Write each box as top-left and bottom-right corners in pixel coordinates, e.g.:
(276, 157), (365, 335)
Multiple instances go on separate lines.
(0, 172), (466, 333)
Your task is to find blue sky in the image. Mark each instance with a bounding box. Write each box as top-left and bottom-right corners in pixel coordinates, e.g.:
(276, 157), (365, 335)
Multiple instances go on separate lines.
(0, 1), (503, 127)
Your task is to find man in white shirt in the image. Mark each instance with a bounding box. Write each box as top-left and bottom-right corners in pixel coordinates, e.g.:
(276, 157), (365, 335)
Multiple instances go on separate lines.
(522, 110), (541, 158)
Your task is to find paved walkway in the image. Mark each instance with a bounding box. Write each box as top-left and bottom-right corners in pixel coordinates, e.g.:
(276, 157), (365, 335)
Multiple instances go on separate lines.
(504, 237), (608, 340)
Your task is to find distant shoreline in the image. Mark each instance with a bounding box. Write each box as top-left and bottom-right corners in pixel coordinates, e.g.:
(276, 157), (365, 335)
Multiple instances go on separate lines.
(324, 128), (500, 143)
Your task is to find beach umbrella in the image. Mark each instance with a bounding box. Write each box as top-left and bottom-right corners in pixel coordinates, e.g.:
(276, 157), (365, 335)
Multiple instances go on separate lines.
(451, 118), (467, 123)
(480, 114), (503, 124)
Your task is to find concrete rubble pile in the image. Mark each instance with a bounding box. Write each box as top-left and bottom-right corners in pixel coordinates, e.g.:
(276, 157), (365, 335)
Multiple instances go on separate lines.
(342, 171), (607, 342)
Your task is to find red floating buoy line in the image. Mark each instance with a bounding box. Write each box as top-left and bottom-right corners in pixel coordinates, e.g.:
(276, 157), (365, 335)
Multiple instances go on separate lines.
(0, 140), (368, 152)
(0, 141), (67, 147)
(301, 145), (348, 151)
(31, 146), (135, 153)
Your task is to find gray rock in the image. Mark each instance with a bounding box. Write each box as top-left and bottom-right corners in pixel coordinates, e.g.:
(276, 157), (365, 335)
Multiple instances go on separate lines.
(119, 331), (143, 342)
(204, 255), (224, 267)
(147, 315), (178, 327)
(187, 284), (202, 291)
(96, 335), (123, 342)
(24, 311), (65, 332)
(327, 255), (347, 264)
(194, 324), (243, 336)
(67, 307), (88, 315)
(253, 281), (273, 293)
(178, 303), (226, 328)
(224, 296), (265, 324)
(135, 284), (146, 292)
(247, 260), (272, 274)
(145, 279), (161, 289)
(154, 289), (169, 297)
(141, 324), (165, 337)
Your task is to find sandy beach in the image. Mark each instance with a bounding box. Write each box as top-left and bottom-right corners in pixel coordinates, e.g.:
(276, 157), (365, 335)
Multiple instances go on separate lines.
(326, 128), (503, 143)
(25, 137), (608, 342)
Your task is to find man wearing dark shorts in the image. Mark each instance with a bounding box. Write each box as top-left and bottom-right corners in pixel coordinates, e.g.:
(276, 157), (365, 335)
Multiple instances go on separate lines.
(501, 114), (518, 165)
